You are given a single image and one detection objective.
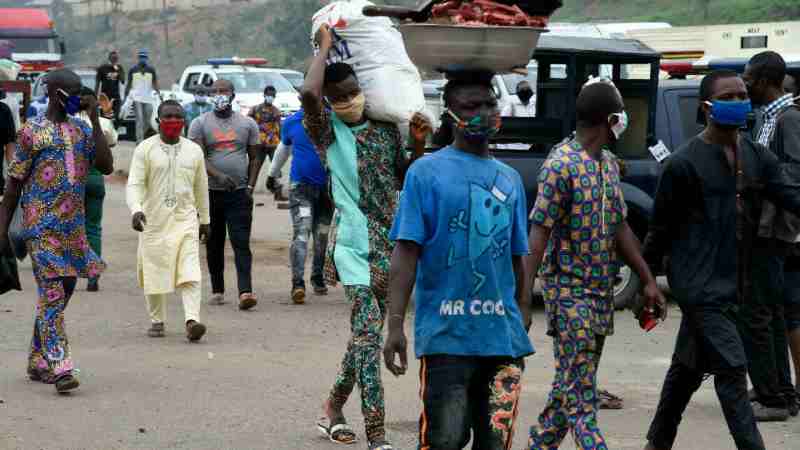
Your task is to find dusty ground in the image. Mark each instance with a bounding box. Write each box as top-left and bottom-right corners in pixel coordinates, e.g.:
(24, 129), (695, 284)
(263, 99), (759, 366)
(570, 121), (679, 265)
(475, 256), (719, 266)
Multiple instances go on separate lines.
(1, 145), (799, 449)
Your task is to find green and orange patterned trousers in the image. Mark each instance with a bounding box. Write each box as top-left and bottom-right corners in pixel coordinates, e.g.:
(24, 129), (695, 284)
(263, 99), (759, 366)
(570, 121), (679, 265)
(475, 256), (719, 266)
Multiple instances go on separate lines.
(328, 284), (387, 444)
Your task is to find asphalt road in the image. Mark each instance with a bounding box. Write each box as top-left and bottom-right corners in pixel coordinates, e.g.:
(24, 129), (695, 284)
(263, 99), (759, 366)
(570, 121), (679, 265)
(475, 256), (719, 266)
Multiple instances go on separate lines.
(0, 155), (798, 449)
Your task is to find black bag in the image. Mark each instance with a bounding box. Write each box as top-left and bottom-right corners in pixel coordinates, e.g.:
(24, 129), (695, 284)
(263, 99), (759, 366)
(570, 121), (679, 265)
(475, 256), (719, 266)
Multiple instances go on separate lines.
(0, 253), (21, 296)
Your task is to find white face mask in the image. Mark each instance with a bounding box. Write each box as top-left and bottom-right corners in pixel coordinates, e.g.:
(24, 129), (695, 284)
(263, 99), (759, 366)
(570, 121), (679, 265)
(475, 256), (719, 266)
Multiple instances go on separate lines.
(264, 95), (275, 105)
(609, 110), (629, 140)
(195, 95), (208, 104)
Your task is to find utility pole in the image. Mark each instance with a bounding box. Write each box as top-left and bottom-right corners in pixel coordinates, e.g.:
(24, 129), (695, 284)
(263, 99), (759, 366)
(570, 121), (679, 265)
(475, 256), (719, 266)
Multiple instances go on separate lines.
(163, 0), (169, 52)
(110, 0), (122, 42)
(156, 0), (175, 56)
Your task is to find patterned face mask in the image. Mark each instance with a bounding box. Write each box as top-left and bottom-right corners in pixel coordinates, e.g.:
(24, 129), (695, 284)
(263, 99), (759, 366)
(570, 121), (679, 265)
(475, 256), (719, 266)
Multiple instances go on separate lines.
(212, 94), (232, 112)
(446, 109), (501, 143)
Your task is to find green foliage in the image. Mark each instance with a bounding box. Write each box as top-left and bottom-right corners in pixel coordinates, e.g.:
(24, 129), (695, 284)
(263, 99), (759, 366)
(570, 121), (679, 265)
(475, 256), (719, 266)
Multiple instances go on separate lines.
(60, 0), (799, 84)
(553, 0), (800, 25)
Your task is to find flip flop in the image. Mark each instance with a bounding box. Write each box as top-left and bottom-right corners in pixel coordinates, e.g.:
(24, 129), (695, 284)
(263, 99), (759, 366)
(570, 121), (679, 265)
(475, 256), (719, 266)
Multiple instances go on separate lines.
(317, 419), (357, 445)
(598, 389), (624, 410)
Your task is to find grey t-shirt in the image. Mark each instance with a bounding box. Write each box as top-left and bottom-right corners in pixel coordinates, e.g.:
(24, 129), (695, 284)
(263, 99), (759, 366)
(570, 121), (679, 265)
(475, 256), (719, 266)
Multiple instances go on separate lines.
(189, 111), (260, 191)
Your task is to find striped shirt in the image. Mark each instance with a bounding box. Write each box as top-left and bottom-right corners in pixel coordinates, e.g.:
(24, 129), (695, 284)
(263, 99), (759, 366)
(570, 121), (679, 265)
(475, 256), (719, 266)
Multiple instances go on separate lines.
(757, 93), (795, 146)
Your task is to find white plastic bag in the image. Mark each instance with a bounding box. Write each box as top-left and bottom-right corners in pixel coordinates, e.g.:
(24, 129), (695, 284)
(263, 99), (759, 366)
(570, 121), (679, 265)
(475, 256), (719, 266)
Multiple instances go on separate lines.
(149, 93), (162, 132)
(311, 0), (427, 130)
(8, 204), (26, 261)
(0, 59), (20, 81)
(119, 95), (134, 121)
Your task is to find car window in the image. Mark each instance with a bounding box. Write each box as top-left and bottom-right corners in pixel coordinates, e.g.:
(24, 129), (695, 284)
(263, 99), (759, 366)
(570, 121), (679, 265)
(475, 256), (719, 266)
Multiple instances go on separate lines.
(678, 94), (703, 145)
(613, 97), (650, 159)
(33, 73), (94, 97)
(501, 73), (535, 94)
(183, 73), (201, 91)
(32, 78), (45, 97)
(281, 73), (304, 90)
(217, 71), (294, 93)
(78, 74), (94, 90)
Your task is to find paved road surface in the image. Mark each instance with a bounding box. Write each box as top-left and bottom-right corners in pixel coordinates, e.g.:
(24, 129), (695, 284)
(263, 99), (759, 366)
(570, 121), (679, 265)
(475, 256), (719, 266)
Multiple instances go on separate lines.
(0, 173), (798, 449)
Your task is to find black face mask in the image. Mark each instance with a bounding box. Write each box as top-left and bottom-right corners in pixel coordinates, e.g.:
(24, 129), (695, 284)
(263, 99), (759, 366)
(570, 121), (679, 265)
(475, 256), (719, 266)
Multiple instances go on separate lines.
(517, 88), (534, 104)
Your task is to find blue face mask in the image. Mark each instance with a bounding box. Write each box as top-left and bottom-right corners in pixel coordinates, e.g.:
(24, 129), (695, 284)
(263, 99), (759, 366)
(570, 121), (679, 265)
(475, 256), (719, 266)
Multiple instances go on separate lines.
(705, 99), (752, 127)
(58, 89), (81, 116)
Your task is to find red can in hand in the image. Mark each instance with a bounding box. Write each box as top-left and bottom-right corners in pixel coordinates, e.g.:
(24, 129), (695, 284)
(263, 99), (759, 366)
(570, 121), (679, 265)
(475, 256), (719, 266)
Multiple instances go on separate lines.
(640, 308), (659, 332)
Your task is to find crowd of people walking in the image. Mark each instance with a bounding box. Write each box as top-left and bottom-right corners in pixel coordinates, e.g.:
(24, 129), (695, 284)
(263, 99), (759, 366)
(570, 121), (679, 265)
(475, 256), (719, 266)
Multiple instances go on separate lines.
(2, 28), (800, 449)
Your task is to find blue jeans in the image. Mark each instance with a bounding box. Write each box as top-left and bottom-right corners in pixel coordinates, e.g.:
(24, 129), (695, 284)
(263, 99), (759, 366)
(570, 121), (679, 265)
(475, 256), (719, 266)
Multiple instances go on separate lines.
(288, 182), (332, 288)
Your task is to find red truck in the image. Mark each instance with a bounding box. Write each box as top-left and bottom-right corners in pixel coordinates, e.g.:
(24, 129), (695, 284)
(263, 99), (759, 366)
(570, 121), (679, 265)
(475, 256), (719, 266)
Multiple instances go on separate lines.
(0, 8), (66, 80)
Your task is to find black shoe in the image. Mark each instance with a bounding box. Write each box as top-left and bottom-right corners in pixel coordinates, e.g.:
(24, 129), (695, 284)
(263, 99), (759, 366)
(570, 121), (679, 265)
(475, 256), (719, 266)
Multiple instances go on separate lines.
(186, 320), (207, 342)
(752, 401), (789, 422)
(789, 399), (799, 417)
(55, 374), (80, 393)
(311, 279), (328, 296)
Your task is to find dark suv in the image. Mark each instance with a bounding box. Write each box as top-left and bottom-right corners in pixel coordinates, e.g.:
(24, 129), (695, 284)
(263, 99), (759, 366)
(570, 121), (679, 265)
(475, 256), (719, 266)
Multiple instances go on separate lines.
(490, 35), (701, 309)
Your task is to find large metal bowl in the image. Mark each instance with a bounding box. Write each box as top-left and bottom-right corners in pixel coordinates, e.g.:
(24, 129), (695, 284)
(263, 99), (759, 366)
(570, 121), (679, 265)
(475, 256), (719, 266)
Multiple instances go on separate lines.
(399, 23), (547, 74)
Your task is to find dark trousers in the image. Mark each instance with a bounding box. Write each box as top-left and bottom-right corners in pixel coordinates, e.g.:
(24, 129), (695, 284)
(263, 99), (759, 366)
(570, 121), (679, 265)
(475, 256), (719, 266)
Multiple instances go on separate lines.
(207, 189), (253, 295)
(0, 155), (4, 195)
(740, 249), (790, 408)
(289, 182), (332, 288)
(419, 355), (524, 450)
(85, 172), (106, 260)
(781, 259), (800, 403)
(647, 306), (765, 450)
(108, 94), (121, 126)
(786, 258), (800, 333)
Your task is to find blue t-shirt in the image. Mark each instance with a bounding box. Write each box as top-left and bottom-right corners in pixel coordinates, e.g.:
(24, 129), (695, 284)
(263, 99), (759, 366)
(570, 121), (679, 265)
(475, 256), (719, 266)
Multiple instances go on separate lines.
(390, 147), (534, 359)
(281, 110), (327, 187)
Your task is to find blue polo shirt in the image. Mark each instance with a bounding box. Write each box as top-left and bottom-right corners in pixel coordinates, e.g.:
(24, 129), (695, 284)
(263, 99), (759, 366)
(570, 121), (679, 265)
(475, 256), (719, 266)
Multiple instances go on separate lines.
(282, 110), (326, 187)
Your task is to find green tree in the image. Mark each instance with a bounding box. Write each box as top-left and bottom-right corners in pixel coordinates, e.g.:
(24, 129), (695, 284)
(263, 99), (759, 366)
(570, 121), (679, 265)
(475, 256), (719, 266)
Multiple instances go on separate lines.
(270, 0), (325, 68)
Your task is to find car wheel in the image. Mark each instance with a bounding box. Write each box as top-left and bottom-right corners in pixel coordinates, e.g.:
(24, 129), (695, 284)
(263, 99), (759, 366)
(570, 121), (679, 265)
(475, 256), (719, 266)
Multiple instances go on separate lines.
(613, 265), (641, 310)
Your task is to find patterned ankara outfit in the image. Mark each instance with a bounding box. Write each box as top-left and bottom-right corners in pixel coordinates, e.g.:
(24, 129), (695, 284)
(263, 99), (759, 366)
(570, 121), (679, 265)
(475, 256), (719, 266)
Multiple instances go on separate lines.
(10, 116), (105, 383)
(305, 108), (406, 444)
(249, 103), (282, 150)
(528, 139), (626, 450)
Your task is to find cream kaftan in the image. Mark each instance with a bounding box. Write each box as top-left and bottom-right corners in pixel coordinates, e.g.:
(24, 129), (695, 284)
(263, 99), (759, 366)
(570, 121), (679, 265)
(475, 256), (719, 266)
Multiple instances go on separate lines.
(126, 135), (210, 295)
